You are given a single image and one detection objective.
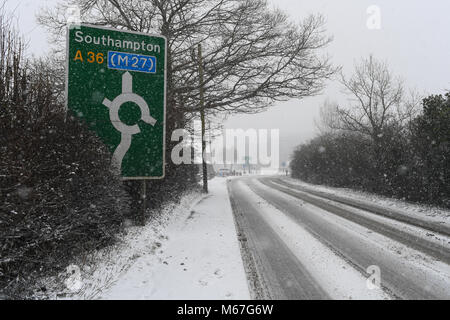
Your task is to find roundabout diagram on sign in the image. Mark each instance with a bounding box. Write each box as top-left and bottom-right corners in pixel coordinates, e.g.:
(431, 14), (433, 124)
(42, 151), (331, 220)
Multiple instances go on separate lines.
(67, 24), (166, 179)
(102, 71), (157, 170)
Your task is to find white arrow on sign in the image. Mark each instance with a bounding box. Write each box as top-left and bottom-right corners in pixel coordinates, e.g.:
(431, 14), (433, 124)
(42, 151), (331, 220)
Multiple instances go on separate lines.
(102, 72), (156, 170)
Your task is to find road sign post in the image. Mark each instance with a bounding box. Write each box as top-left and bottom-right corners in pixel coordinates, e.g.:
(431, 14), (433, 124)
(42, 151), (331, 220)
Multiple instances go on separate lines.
(67, 24), (166, 224)
(66, 24), (166, 180)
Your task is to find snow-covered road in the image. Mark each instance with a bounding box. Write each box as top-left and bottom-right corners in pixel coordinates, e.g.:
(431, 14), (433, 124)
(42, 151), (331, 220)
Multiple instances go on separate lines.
(228, 176), (450, 300)
(58, 176), (449, 300)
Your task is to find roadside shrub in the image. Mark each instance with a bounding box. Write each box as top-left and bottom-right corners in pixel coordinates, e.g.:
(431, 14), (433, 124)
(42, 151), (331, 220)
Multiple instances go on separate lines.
(290, 93), (450, 208)
(0, 111), (131, 299)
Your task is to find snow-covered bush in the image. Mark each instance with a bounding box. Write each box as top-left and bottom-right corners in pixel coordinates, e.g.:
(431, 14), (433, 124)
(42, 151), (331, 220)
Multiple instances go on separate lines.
(0, 4), (200, 298)
(0, 15), (133, 297)
(0, 110), (132, 298)
(290, 93), (450, 208)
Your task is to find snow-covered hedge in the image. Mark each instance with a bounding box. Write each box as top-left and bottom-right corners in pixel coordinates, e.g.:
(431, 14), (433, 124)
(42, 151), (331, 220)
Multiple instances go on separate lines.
(0, 112), (132, 299)
(0, 11), (202, 298)
(290, 93), (450, 208)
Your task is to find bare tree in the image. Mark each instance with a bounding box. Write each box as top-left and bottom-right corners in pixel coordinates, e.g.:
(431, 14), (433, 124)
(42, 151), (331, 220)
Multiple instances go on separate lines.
(401, 88), (422, 132)
(0, 1), (25, 107)
(38, 0), (336, 118)
(329, 55), (406, 144)
(321, 60), (422, 140)
(316, 99), (340, 134)
(318, 55), (426, 185)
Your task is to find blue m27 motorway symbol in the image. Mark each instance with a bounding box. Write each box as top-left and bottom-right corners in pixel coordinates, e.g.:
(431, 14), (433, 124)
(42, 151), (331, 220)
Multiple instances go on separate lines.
(108, 51), (157, 74)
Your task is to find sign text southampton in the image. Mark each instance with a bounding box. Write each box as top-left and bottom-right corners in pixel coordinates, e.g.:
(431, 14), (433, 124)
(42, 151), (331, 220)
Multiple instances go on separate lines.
(66, 24), (166, 179)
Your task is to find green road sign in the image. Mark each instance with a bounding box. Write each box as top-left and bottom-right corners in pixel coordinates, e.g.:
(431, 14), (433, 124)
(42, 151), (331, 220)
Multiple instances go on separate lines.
(66, 24), (166, 179)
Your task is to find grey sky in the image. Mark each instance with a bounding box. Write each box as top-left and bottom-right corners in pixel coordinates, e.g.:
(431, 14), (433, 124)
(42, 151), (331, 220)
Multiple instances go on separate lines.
(4, 0), (57, 57)
(8, 0), (450, 163)
(226, 0), (450, 163)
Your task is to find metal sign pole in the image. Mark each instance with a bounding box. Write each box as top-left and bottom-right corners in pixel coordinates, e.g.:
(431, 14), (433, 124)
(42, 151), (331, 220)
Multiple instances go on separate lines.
(141, 180), (147, 225)
(66, 24), (167, 225)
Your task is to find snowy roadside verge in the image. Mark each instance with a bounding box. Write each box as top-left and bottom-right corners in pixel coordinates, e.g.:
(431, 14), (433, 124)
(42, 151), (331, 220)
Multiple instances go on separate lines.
(279, 177), (450, 234)
(41, 178), (250, 300)
(33, 189), (203, 299)
(97, 177), (250, 300)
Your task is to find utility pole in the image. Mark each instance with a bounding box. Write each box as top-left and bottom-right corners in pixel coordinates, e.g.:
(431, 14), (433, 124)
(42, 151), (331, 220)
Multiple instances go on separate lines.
(197, 43), (208, 193)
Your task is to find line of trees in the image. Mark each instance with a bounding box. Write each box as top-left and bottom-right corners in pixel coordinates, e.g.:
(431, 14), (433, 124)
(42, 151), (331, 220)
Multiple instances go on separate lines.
(291, 56), (449, 208)
(38, 0), (335, 178)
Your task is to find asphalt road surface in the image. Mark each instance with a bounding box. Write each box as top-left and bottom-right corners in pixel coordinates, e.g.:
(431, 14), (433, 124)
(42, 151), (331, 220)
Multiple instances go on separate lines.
(228, 176), (450, 300)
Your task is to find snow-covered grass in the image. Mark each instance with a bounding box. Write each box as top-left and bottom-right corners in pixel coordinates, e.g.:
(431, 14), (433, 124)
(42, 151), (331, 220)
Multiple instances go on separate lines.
(33, 190), (202, 299)
(282, 177), (450, 226)
(39, 178), (249, 300)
